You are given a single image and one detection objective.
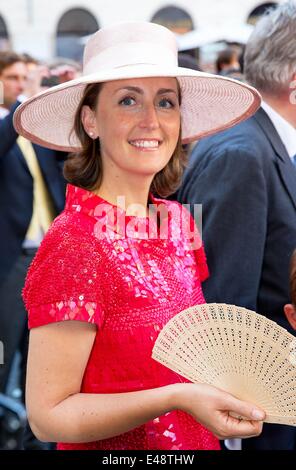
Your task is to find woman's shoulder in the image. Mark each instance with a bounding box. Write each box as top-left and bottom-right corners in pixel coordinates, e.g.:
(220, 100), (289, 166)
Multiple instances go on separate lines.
(23, 210), (106, 329)
(23, 210), (103, 309)
(153, 197), (208, 282)
(152, 195), (183, 209)
(151, 196), (192, 223)
(36, 209), (97, 258)
(153, 196), (199, 238)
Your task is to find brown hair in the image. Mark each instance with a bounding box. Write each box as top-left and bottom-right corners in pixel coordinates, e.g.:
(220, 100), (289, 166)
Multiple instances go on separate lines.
(290, 249), (296, 307)
(216, 49), (238, 73)
(0, 51), (25, 74)
(21, 53), (39, 66)
(64, 81), (187, 198)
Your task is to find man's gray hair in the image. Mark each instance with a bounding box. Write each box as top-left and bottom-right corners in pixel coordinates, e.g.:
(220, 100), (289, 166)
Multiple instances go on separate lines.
(244, 1), (296, 95)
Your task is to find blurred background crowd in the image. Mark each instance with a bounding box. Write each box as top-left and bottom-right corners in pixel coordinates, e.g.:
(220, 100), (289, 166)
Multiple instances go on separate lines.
(0, 0), (281, 78)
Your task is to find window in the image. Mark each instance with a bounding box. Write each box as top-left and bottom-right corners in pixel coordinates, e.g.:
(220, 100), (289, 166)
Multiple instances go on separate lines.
(151, 5), (194, 34)
(56, 8), (99, 61)
(247, 2), (278, 25)
(0, 15), (9, 50)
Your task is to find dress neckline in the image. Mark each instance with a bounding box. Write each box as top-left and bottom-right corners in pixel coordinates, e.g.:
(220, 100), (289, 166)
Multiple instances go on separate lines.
(66, 184), (158, 221)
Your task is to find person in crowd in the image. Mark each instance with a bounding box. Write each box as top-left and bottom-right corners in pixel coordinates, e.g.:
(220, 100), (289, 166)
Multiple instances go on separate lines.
(14, 21), (265, 450)
(215, 48), (241, 77)
(177, 1), (296, 450)
(47, 57), (82, 84)
(178, 52), (201, 71)
(0, 51), (66, 449)
(284, 250), (296, 330)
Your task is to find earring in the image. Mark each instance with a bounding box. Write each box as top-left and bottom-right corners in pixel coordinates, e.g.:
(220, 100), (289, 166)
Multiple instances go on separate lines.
(89, 131), (94, 138)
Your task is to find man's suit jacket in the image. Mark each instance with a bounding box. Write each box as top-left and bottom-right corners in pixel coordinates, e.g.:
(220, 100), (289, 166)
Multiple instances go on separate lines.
(0, 102), (66, 287)
(178, 107), (296, 333)
(177, 108), (296, 450)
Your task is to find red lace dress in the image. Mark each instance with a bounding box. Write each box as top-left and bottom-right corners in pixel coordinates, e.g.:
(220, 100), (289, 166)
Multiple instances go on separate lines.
(23, 184), (220, 450)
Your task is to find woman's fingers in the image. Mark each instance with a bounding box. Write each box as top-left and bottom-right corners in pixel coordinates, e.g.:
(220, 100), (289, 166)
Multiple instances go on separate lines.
(174, 383), (265, 440)
(217, 410), (264, 438)
(210, 391), (265, 439)
(220, 392), (265, 421)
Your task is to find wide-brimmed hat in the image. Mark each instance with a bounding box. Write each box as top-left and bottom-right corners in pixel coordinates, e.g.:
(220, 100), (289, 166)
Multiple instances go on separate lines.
(13, 22), (261, 152)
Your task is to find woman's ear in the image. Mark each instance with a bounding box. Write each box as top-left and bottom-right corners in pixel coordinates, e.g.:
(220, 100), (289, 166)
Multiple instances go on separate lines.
(81, 105), (98, 139)
(283, 304), (296, 330)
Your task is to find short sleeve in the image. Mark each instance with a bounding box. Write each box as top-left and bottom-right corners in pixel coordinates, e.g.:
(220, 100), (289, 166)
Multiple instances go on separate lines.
(23, 212), (106, 329)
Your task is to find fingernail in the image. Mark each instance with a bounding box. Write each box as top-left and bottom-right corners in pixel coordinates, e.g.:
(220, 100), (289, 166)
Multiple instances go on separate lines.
(252, 409), (265, 420)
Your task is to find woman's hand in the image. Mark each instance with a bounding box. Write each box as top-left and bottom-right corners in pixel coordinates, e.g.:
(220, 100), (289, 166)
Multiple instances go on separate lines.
(27, 321), (264, 443)
(171, 382), (265, 440)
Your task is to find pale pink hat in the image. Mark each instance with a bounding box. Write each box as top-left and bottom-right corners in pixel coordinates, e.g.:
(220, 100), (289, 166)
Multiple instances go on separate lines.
(13, 21), (261, 152)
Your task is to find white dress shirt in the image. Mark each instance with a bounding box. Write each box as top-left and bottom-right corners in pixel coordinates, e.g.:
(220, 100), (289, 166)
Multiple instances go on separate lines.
(261, 101), (296, 161)
(0, 106), (9, 119)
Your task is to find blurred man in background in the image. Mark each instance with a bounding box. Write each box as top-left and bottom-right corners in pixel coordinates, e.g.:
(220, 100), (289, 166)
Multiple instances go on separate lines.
(0, 51), (66, 448)
(177, 1), (296, 450)
(216, 48), (241, 77)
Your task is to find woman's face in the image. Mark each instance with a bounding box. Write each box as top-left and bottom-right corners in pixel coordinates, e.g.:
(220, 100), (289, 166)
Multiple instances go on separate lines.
(83, 77), (181, 179)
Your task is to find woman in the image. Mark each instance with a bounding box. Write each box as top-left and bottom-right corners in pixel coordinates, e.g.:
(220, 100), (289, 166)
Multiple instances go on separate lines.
(14, 21), (265, 450)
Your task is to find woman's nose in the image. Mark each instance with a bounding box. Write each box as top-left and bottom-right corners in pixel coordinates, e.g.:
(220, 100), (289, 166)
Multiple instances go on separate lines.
(138, 104), (160, 130)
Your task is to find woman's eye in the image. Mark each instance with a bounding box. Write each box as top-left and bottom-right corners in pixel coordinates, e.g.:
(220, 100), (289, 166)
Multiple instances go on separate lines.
(119, 96), (136, 106)
(158, 98), (175, 109)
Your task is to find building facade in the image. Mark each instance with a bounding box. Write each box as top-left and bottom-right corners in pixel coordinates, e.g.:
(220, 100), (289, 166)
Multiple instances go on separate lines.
(0, 0), (283, 61)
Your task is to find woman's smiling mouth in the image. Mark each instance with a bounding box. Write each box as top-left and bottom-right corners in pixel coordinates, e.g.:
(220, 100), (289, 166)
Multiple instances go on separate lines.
(128, 139), (162, 150)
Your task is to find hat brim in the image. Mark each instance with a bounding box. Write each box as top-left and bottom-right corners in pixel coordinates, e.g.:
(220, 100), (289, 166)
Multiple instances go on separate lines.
(13, 65), (261, 152)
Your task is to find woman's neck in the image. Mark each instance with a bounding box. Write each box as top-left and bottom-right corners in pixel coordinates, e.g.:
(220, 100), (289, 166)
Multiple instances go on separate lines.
(93, 178), (154, 217)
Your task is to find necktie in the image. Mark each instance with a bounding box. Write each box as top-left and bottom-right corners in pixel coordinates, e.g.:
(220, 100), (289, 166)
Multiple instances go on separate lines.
(17, 136), (56, 241)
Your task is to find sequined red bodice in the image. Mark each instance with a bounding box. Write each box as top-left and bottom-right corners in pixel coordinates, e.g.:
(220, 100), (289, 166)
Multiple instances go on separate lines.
(23, 184), (220, 450)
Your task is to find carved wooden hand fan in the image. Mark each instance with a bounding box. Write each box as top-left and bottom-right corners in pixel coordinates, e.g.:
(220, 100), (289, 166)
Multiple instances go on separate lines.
(152, 303), (296, 425)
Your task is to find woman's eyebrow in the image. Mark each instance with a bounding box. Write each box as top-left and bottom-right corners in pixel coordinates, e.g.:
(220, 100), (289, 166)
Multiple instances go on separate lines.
(114, 86), (177, 95)
(157, 88), (178, 95)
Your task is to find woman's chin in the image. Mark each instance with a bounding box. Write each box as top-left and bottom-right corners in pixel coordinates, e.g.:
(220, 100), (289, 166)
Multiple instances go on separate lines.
(131, 165), (166, 178)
